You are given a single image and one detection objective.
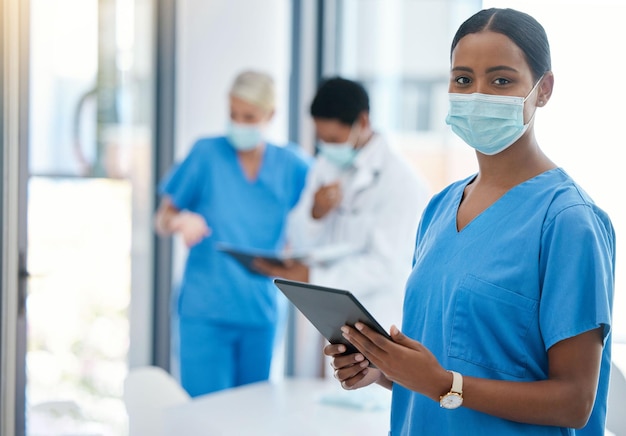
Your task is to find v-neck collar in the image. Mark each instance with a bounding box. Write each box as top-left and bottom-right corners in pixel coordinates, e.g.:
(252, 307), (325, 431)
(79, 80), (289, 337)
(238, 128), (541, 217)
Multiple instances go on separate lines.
(234, 144), (267, 184)
(454, 168), (561, 233)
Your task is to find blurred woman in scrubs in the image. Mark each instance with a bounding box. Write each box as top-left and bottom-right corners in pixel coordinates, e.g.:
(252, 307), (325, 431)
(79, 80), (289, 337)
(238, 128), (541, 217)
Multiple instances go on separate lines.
(324, 8), (615, 435)
(155, 70), (310, 397)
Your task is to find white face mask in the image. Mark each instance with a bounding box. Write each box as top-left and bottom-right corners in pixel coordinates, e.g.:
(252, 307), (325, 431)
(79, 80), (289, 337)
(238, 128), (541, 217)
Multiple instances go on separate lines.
(317, 124), (359, 168)
(445, 77), (542, 155)
(227, 121), (264, 151)
(317, 143), (357, 168)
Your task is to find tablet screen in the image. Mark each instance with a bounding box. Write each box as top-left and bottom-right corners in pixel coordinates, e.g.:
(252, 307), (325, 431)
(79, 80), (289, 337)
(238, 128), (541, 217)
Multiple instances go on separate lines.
(273, 278), (392, 355)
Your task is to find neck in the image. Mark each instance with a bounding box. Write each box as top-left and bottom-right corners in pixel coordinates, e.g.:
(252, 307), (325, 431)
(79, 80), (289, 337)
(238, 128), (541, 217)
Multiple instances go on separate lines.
(237, 142), (264, 159)
(475, 134), (556, 187)
(355, 129), (374, 150)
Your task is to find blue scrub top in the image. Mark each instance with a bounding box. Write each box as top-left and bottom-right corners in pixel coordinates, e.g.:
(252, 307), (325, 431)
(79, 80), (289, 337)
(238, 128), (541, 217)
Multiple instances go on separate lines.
(391, 168), (615, 435)
(160, 136), (310, 326)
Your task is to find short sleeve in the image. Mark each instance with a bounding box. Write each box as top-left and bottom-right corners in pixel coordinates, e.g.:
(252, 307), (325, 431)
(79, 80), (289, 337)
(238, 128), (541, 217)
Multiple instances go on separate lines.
(539, 203), (615, 350)
(158, 140), (206, 211)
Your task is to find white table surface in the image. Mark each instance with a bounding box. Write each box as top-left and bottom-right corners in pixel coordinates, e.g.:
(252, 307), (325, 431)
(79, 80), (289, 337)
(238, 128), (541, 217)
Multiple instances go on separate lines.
(163, 344), (626, 436)
(164, 377), (391, 436)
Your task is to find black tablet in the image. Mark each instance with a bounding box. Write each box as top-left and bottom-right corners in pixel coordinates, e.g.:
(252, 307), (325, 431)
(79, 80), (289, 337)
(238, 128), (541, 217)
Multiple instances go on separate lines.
(217, 242), (307, 275)
(273, 278), (392, 356)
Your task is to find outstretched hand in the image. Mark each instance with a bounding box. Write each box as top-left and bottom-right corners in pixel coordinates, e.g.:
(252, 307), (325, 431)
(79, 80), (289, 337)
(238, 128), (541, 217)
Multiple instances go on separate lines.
(170, 211), (211, 247)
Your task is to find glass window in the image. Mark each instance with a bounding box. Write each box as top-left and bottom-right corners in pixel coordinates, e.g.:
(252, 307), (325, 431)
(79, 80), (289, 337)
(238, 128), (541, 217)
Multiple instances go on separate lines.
(325, 0), (481, 192)
(27, 0), (155, 433)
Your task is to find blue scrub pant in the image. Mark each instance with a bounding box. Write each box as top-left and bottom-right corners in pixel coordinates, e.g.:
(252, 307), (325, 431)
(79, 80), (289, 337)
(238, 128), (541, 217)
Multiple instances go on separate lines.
(178, 317), (276, 397)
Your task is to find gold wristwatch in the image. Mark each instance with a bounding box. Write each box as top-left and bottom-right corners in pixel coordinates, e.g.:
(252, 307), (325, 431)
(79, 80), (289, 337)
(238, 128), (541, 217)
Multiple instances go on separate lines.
(439, 370), (463, 409)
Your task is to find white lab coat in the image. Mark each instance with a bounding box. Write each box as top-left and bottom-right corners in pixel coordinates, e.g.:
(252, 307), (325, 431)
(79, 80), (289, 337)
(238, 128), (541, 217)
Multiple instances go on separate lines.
(287, 133), (431, 331)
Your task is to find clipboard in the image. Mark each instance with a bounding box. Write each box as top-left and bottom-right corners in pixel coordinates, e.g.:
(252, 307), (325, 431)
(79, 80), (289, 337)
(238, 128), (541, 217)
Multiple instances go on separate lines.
(273, 278), (392, 357)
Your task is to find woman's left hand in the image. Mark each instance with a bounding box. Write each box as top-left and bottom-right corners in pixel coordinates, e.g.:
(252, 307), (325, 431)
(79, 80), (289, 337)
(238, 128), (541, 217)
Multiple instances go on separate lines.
(341, 323), (449, 401)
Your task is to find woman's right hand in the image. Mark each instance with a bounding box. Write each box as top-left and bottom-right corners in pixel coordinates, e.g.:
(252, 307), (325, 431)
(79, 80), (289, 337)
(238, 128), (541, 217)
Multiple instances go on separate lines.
(170, 211), (211, 247)
(324, 343), (384, 390)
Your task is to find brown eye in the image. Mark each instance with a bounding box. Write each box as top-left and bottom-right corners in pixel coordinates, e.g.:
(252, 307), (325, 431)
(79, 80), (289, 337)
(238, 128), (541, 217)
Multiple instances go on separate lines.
(454, 76), (471, 85)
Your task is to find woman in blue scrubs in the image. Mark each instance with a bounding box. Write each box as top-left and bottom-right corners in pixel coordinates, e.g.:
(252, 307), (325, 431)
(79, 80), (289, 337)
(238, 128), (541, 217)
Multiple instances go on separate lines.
(325, 8), (615, 435)
(155, 70), (310, 397)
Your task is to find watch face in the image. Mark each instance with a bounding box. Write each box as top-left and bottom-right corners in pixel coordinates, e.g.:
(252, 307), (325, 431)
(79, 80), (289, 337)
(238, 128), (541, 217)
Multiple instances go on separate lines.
(440, 393), (463, 409)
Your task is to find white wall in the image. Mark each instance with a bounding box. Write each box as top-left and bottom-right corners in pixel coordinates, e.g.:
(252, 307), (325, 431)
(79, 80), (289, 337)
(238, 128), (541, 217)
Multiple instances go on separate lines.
(175, 0), (292, 160)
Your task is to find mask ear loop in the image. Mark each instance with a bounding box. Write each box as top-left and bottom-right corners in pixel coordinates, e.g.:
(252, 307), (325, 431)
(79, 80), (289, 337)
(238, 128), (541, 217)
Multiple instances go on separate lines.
(347, 121), (362, 150)
(523, 74), (545, 103)
(522, 74), (546, 126)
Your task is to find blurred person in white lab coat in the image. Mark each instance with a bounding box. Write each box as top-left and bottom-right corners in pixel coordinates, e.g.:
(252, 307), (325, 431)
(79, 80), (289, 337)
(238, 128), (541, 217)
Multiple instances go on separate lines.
(255, 76), (430, 331)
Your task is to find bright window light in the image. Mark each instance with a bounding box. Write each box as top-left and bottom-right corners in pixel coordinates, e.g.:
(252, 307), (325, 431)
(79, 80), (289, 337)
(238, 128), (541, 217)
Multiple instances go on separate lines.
(482, 0), (626, 341)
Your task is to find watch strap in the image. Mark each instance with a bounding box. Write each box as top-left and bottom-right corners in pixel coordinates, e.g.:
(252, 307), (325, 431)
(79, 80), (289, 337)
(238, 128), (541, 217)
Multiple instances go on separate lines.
(449, 370), (463, 394)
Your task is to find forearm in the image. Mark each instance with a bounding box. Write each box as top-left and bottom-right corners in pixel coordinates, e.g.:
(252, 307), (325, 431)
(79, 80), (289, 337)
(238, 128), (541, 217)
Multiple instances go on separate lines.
(154, 198), (180, 236)
(460, 329), (602, 428)
(425, 329), (603, 429)
(459, 377), (594, 429)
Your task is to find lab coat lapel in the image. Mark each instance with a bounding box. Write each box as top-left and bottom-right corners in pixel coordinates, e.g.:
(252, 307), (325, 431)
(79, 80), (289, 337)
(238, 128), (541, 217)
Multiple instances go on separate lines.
(351, 134), (385, 193)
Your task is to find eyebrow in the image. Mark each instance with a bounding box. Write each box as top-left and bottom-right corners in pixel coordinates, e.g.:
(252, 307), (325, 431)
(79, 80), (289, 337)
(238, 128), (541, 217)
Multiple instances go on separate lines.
(450, 65), (519, 74)
(451, 66), (473, 73)
(486, 65), (519, 74)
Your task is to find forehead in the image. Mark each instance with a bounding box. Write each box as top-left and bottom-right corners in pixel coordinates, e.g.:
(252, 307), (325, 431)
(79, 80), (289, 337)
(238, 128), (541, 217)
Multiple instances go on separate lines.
(229, 95), (266, 116)
(451, 31), (530, 73)
(313, 118), (351, 141)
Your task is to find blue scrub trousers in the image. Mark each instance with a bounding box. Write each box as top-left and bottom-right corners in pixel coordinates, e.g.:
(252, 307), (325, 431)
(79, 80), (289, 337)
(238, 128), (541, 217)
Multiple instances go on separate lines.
(178, 317), (277, 397)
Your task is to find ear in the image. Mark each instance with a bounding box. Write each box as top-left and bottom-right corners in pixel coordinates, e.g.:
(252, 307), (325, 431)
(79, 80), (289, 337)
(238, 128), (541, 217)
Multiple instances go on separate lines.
(357, 110), (370, 128)
(537, 71), (554, 107)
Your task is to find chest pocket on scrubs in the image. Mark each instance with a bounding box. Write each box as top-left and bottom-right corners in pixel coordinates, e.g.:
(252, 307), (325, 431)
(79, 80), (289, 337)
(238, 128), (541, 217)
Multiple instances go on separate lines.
(448, 275), (538, 378)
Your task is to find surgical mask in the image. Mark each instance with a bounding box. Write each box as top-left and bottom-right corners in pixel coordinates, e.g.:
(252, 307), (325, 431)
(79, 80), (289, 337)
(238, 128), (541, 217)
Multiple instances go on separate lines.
(445, 79), (542, 155)
(317, 124), (360, 168)
(318, 143), (357, 168)
(227, 121), (263, 151)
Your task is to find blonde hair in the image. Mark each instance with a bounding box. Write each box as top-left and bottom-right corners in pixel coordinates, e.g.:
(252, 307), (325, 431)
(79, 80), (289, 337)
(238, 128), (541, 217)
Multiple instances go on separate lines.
(229, 70), (275, 112)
